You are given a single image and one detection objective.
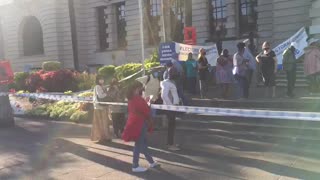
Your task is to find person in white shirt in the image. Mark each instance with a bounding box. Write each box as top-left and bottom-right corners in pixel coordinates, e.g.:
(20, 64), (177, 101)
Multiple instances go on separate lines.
(160, 76), (180, 151)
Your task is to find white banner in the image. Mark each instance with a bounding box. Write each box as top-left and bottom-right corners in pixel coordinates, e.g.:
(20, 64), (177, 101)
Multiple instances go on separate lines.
(174, 42), (219, 66)
(273, 27), (308, 67)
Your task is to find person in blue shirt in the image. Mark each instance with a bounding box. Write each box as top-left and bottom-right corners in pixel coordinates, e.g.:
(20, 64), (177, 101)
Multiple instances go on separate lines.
(185, 53), (197, 94)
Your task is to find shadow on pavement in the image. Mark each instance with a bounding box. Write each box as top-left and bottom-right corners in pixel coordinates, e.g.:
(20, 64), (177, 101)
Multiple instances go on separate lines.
(54, 138), (188, 180)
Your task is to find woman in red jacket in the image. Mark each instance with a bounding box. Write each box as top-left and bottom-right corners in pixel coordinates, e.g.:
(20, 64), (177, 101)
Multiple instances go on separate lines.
(122, 82), (159, 173)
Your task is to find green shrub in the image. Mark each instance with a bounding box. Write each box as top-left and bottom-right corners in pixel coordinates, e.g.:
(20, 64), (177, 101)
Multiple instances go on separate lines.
(145, 62), (160, 70)
(78, 91), (93, 97)
(98, 65), (116, 80)
(76, 72), (96, 91)
(42, 61), (62, 71)
(144, 49), (159, 64)
(115, 63), (142, 80)
(9, 72), (30, 91)
(70, 111), (89, 123)
(26, 104), (49, 117)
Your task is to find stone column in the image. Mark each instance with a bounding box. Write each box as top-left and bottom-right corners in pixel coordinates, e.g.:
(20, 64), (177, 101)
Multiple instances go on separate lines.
(225, 0), (238, 38)
(310, 0), (320, 38)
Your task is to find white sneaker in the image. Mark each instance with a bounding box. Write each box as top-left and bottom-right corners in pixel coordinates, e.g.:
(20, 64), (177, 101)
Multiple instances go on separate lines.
(168, 145), (181, 151)
(132, 166), (148, 173)
(149, 161), (160, 168)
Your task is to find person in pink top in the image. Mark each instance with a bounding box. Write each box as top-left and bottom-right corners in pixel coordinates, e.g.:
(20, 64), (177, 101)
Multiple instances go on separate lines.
(304, 38), (320, 94)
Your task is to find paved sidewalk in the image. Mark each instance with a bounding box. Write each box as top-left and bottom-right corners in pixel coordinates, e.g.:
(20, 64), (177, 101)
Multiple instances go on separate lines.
(1, 118), (320, 180)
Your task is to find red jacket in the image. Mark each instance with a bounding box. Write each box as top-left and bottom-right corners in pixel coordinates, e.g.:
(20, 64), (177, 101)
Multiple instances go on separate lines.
(122, 95), (152, 142)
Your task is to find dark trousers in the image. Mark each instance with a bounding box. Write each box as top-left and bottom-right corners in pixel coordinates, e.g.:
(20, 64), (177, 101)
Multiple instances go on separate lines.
(235, 74), (249, 98)
(247, 69), (254, 86)
(111, 113), (126, 136)
(166, 111), (176, 146)
(187, 77), (197, 94)
(286, 70), (296, 96)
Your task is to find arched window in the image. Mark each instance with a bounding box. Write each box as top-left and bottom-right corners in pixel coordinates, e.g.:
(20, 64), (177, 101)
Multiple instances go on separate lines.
(239, 0), (257, 35)
(22, 16), (44, 56)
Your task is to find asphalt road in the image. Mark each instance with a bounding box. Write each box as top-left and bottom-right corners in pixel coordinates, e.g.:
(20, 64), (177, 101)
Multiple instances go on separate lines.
(0, 117), (320, 180)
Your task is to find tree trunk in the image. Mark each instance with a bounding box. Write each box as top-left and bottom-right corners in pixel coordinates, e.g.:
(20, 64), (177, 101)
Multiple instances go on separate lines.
(0, 84), (14, 127)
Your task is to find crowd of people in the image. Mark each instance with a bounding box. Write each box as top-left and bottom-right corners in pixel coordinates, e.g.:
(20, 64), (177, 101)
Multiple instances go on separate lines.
(88, 37), (320, 173)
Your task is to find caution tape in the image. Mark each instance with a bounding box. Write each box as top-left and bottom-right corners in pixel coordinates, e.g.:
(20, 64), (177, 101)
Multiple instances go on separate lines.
(1, 92), (320, 121)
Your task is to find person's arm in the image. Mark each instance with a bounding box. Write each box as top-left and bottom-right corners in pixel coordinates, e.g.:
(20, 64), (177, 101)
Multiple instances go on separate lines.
(96, 85), (107, 99)
(255, 53), (261, 63)
(169, 83), (179, 105)
(273, 57), (278, 73)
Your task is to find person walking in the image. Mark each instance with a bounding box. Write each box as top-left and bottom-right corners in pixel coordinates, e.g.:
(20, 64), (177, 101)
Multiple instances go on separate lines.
(304, 38), (320, 94)
(233, 42), (250, 99)
(108, 78), (126, 138)
(122, 82), (159, 173)
(256, 42), (278, 98)
(185, 53), (197, 94)
(216, 49), (233, 99)
(91, 75), (112, 143)
(283, 42), (298, 98)
(198, 48), (209, 99)
(160, 74), (180, 151)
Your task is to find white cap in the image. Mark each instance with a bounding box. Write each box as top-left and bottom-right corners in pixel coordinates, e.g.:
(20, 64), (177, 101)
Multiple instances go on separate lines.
(290, 42), (297, 48)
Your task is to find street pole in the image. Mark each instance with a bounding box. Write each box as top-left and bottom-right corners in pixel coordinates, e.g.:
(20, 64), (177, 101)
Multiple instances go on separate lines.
(138, 0), (146, 75)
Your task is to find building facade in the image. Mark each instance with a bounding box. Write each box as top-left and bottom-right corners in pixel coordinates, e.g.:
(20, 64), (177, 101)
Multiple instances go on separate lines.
(0, 0), (315, 72)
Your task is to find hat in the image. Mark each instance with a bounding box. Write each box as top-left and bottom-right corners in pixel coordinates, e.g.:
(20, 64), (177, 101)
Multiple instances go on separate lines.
(308, 38), (319, 45)
(290, 42), (298, 48)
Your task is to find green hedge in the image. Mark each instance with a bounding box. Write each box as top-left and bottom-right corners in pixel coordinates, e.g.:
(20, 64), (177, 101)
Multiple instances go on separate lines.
(42, 61), (62, 71)
(9, 72), (29, 91)
(98, 65), (116, 80)
(115, 63), (142, 80)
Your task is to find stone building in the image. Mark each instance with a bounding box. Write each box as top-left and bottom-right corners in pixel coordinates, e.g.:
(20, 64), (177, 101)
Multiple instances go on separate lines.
(0, 0), (317, 72)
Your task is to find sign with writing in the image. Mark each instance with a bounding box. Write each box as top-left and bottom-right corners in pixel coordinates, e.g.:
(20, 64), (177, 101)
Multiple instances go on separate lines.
(184, 27), (197, 45)
(273, 27), (308, 68)
(0, 61), (14, 85)
(159, 42), (219, 66)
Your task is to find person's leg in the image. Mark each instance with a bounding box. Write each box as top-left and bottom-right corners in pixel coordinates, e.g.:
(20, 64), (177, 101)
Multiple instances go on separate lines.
(243, 77), (249, 98)
(292, 69), (296, 95)
(199, 80), (204, 98)
(286, 71), (290, 96)
(133, 134), (142, 168)
(248, 69), (253, 87)
(225, 84), (230, 99)
(119, 113), (126, 133)
(135, 124), (154, 164)
(191, 77), (197, 94)
(111, 113), (119, 136)
(287, 71), (295, 96)
(234, 75), (242, 99)
(167, 111), (176, 146)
